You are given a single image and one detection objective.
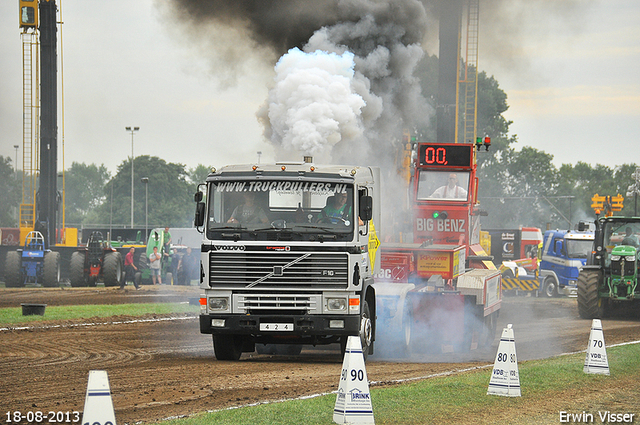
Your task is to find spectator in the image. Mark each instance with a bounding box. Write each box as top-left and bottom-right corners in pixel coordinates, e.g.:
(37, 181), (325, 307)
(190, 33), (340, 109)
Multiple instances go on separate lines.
(120, 247), (140, 290)
(149, 246), (162, 285)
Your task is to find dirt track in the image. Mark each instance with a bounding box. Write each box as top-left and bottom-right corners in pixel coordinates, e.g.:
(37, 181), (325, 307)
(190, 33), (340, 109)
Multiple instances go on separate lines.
(1, 286), (639, 424)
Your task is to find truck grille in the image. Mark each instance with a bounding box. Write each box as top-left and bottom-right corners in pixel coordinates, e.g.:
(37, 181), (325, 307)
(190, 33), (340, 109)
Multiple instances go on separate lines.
(234, 293), (321, 314)
(612, 257), (635, 277)
(209, 251), (349, 289)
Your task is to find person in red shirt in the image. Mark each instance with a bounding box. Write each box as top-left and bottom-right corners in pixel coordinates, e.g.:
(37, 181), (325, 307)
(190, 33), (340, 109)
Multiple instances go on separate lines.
(120, 247), (140, 289)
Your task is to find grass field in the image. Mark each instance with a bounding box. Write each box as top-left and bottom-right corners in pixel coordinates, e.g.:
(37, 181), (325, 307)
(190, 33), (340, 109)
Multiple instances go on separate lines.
(2, 303), (637, 424)
(0, 303), (198, 325)
(157, 343), (640, 425)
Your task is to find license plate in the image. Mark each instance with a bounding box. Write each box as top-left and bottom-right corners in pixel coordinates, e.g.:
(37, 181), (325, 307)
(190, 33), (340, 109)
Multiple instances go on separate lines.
(259, 323), (293, 331)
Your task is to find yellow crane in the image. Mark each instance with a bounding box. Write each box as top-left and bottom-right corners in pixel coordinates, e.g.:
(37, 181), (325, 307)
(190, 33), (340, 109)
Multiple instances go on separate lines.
(18, 0), (75, 247)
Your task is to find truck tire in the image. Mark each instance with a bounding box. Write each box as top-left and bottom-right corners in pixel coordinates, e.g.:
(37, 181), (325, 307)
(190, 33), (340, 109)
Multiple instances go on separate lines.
(543, 276), (558, 298)
(103, 251), (124, 287)
(340, 300), (373, 360)
(4, 251), (24, 288)
(43, 251), (61, 287)
(480, 310), (499, 348)
(69, 251), (87, 287)
(213, 335), (243, 361)
(359, 300), (373, 360)
(577, 270), (605, 319)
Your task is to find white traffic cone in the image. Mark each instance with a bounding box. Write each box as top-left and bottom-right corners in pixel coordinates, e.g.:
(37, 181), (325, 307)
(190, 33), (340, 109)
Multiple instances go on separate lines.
(81, 370), (117, 425)
(333, 336), (375, 425)
(584, 319), (610, 375)
(487, 324), (521, 397)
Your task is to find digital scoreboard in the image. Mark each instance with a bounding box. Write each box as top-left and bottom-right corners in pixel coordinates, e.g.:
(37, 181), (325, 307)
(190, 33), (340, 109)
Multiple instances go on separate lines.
(418, 143), (473, 168)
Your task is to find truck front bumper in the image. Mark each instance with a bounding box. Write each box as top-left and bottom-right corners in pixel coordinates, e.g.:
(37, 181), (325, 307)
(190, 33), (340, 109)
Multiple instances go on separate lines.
(200, 314), (361, 337)
(559, 283), (578, 297)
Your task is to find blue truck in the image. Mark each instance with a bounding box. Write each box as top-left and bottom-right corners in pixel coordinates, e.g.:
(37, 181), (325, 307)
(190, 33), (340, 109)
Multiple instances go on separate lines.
(539, 228), (594, 297)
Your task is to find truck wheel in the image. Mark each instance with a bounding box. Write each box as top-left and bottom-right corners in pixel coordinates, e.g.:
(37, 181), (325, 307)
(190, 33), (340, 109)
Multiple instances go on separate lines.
(402, 300), (414, 357)
(4, 251), (24, 288)
(543, 277), (558, 298)
(480, 310), (499, 348)
(359, 300), (373, 360)
(69, 251), (87, 287)
(43, 251), (61, 287)
(103, 251), (124, 287)
(213, 335), (243, 361)
(339, 300), (373, 360)
(577, 270), (605, 319)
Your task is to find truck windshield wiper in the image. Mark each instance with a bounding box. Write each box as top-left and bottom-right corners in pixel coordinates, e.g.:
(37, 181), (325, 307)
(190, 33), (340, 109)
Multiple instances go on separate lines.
(210, 225), (248, 231)
(293, 224), (344, 236)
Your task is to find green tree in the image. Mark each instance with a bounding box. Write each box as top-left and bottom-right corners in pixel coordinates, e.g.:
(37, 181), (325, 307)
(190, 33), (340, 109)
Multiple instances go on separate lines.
(479, 147), (559, 228)
(188, 164), (213, 189)
(91, 156), (193, 228)
(0, 156), (20, 227)
(64, 162), (111, 225)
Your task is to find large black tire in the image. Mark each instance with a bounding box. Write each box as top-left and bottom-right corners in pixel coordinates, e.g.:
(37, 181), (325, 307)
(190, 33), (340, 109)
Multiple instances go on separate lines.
(4, 251), (24, 288)
(213, 335), (244, 361)
(577, 270), (605, 319)
(480, 310), (499, 348)
(543, 276), (558, 298)
(342, 300), (373, 361)
(103, 251), (124, 287)
(43, 251), (60, 287)
(69, 251), (88, 287)
(138, 252), (148, 270)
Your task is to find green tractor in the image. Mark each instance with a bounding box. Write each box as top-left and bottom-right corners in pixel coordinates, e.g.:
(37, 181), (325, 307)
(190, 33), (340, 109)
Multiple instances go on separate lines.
(577, 217), (640, 318)
(135, 228), (174, 285)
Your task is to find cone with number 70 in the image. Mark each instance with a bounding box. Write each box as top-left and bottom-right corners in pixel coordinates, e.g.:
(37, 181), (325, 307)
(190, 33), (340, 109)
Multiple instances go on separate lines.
(584, 319), (610, 375)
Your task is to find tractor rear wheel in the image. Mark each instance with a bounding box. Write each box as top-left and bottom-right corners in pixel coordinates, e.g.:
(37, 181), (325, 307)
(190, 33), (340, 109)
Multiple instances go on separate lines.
(69, 251), (88, 287)
(43, 251), (60, 287)
(4, 251), (24, 288)
(577, 270), (605, 319)
(103, 251), (124, 287)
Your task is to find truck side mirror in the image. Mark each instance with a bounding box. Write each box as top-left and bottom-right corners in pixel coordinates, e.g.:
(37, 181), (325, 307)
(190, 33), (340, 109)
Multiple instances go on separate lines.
(555, 239), (563, 255)
(194, 202), (205, 228)
(359, 195), (373, 222)
(194, 191), (203, 202)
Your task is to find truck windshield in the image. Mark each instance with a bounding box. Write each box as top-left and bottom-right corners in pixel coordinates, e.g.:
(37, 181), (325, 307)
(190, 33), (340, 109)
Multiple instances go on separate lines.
(206, 180), (355, 241)
(565, 239), (593, 258)
(416, 170), (470, 201)
(602, 221), (640, 266)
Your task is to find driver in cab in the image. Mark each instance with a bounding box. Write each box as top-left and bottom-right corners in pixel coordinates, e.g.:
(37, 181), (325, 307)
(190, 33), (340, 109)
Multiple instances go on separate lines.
(317, 192), (350, 224)
(430, 173), (468, 199)
(227, 192), (269, 225)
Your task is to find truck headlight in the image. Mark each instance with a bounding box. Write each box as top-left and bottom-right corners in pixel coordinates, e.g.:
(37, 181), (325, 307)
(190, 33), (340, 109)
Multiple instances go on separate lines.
(611, 255), (620, 261)
(327, 298), (347, 311)
(208, 297), (229, 311)
(626, 256), (636, 261)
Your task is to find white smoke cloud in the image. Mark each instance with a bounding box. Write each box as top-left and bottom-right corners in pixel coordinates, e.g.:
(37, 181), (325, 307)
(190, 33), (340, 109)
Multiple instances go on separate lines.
(264, 48), (370, 162)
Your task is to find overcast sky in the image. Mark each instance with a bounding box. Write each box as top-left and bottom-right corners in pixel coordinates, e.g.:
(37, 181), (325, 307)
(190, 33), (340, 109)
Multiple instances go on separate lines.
(1, 0), (639, 176)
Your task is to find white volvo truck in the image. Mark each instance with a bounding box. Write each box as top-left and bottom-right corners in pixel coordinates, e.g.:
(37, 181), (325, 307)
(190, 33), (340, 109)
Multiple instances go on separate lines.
(194, 161), (381, 360)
